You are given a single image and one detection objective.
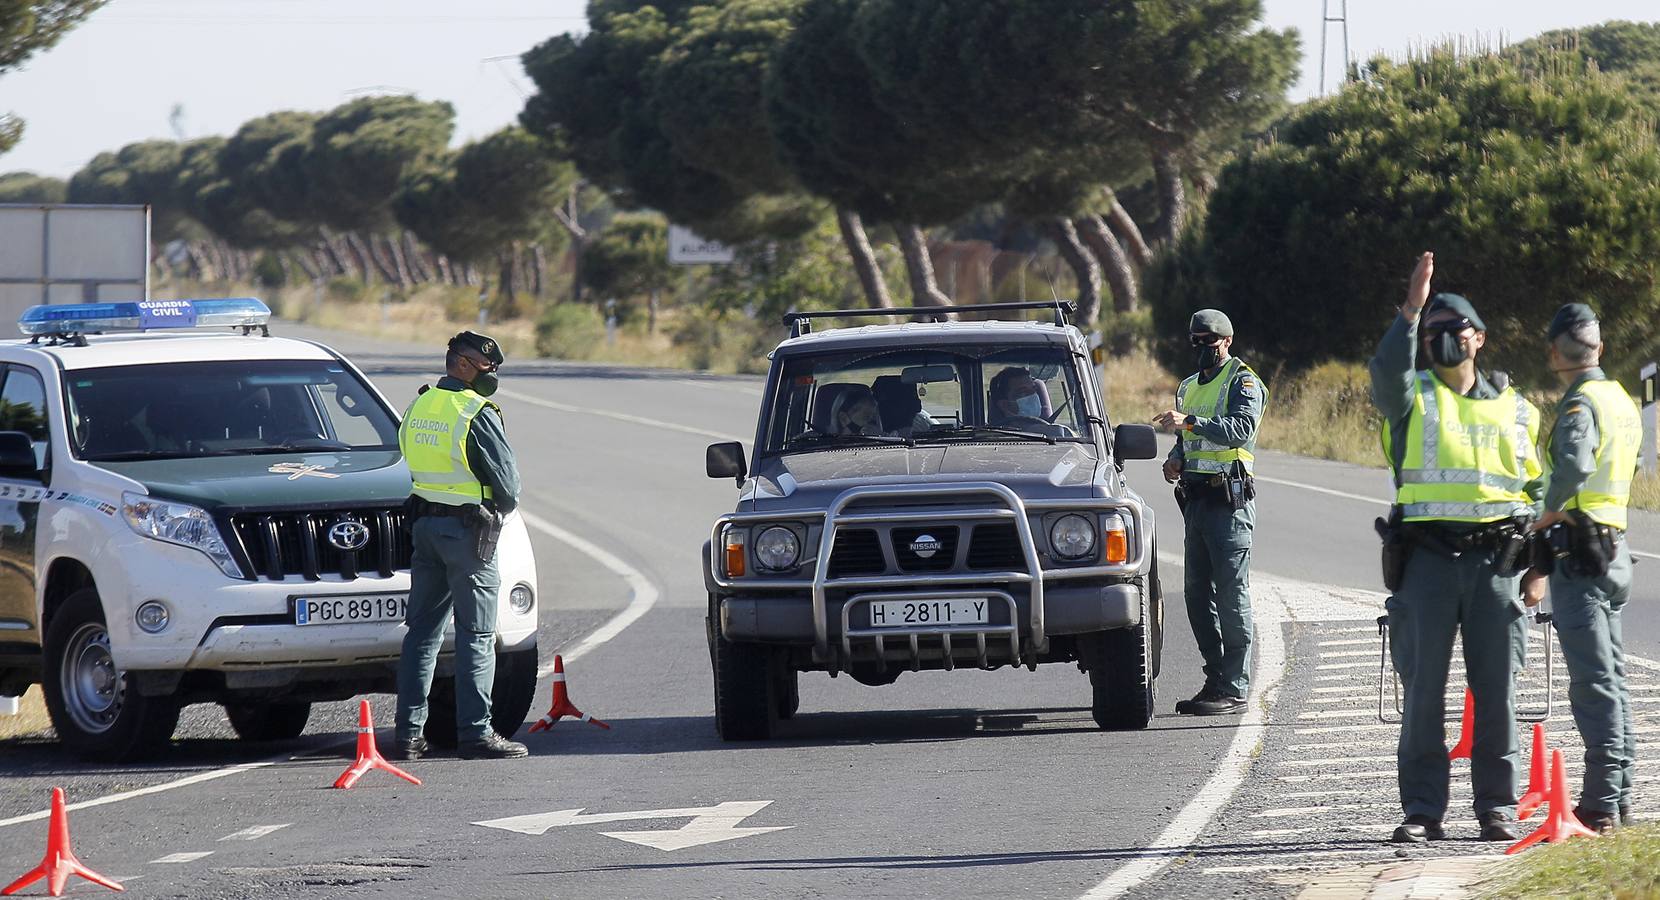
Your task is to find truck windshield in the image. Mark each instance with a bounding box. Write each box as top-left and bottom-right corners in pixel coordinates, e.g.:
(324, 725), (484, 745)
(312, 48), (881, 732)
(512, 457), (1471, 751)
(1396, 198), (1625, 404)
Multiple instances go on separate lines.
(762, 344), (1092, 453)
(65, 360), (401, 461)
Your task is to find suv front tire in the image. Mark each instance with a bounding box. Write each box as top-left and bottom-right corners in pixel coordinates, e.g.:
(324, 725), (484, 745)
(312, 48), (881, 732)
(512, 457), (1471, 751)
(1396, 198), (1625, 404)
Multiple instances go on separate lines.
(43, 587), (181, 761)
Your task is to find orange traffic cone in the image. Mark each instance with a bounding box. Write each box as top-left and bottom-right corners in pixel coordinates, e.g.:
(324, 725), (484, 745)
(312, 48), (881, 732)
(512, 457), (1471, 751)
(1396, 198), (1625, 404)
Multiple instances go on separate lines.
(333, 699), (422, 789)
(2, 787), (123, 896)
(1507, 749), (1598, 854)
(1517, 722), (1550, 820)
(1447, 688), (1474, 761)
(528, 655), (610, 732)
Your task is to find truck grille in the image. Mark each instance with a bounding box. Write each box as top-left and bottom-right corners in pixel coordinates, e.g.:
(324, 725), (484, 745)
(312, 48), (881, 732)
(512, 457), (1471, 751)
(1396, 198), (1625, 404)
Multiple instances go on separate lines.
(893, 526), (959, 572)
(228, 508), (410, 581)
(827, 529), (884, 578)
(966, 523), (1024, 570)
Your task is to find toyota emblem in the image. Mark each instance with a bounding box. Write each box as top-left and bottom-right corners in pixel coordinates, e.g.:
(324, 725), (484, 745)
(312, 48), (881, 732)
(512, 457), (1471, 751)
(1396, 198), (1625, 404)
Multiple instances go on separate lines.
(909, 534), (943, 558)
(328, 520), (371, 552)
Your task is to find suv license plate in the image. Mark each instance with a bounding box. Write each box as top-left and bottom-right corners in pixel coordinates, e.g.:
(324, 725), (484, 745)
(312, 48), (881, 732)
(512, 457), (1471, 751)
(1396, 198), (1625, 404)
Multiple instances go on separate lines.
(867, 599), (989, 628)
(295, 594), (408, 626)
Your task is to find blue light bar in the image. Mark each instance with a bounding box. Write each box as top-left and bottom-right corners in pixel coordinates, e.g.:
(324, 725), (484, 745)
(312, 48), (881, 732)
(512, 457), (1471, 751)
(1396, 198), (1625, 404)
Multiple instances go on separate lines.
(18, 298), (271, 337)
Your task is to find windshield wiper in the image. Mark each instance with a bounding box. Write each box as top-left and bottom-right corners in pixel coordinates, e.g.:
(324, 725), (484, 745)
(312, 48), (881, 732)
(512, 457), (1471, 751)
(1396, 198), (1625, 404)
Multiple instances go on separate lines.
(785, 430), (912, 449)
(83, 449), (189, 462)
(240, 439), (355, 455)
(914, 424), (1056, 445)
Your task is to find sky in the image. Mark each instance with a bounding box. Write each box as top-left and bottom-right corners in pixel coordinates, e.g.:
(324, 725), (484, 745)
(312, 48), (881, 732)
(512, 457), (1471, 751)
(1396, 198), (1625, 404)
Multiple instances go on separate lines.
(2, 0), (1658, 178)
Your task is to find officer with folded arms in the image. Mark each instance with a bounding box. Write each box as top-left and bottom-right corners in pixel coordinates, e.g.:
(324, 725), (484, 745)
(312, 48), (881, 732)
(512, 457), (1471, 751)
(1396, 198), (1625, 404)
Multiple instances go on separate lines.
(394, 331), (527, 761)
(1371, 252), (1544, 843)
(1154, 309), (1267, 717)
(1529, 303), (1640, 832)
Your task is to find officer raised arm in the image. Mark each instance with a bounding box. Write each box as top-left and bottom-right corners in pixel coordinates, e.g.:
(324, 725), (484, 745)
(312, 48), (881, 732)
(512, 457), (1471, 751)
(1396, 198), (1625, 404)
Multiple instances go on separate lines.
(1371, 252), (1542, 845)
(1154, 309), (1267, 717)
(1530, 303), (1641, 832)
(394, 331), (527, 762)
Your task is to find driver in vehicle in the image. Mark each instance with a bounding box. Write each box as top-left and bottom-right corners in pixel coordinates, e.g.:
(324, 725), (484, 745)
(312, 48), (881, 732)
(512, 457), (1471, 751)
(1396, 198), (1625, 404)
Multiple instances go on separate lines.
(988, 367), (1049, 424)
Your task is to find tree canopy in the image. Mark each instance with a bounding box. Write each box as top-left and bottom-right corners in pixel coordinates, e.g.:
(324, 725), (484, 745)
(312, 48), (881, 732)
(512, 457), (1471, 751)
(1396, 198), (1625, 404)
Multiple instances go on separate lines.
(1145, 47), (1660, 382)
(0, 1), (107, 156)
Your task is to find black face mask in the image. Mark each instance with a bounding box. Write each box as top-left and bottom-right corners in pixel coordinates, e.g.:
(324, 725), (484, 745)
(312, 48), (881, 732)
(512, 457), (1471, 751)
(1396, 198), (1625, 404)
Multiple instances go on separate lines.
(1426, 330), (1470, 368)
(470, 371), (499, 397)
(1196, 345), (1223, 371)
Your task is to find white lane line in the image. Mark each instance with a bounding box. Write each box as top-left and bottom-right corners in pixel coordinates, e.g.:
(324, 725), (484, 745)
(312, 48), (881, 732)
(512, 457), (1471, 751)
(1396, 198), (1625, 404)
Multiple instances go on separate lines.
(1074, 574), (1289, 900)
(0, 762), (273, 830)
(1278, 756), (1395, 767)
(1288, 741), (1382, 752)
(1296, 723), (1400, 735)
(496, 387), (748, 445)
(518, 510), (661, 676)
(1317, 639), (1378, 647)
(1250, 804), (1374, 818)
(1277, 771), (1396, 783)
(1277, 789), (1366, 798)
(219, 824), (290, 842)
(150, 852), (213, 864)
(1318, 650), (1380, 659)
(1315, 662), (1375, 671)
(1299, 709), (1379, 720)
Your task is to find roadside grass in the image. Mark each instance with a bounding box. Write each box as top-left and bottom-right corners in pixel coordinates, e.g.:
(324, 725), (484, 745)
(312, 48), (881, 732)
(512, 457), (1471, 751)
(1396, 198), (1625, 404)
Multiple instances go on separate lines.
(1479, 823), (1660, 899)
(0, 686), (52, 740)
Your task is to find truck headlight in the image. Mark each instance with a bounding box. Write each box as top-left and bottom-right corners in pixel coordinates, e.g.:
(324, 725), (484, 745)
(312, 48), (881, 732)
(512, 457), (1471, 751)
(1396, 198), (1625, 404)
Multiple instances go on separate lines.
(122, 492), (241, 578)
(753, 526), (800, 571)
(1049, 514), (1097, 560)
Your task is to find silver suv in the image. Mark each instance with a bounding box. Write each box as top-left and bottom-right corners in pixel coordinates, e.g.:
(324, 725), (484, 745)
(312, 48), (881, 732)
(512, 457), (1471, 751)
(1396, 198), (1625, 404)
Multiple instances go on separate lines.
(703, 302), (1162, 740)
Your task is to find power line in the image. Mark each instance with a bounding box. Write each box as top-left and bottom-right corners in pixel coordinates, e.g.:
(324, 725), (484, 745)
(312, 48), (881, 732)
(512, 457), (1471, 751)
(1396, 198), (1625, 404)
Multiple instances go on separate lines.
(1319, 0), (1350, 95)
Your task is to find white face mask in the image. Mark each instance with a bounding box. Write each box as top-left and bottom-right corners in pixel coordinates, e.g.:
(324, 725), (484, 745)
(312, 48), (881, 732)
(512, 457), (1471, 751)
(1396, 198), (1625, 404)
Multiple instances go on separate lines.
(1015, 393), (1042, 418)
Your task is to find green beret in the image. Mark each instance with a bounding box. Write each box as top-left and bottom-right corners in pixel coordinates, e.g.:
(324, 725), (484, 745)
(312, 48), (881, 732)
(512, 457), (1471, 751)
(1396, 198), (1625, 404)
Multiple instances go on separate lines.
(1424, 293), (1486, 332)
(1547, 303), (1598, 342)
(1188, 309), (1233, 337)
(450, 331), (504, 365)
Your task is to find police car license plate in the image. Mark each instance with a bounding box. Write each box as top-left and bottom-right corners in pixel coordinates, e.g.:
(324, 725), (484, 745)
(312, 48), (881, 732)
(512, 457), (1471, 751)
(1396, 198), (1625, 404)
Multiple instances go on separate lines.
(867, 599), (989, 628)
(294, 594), (408, 626)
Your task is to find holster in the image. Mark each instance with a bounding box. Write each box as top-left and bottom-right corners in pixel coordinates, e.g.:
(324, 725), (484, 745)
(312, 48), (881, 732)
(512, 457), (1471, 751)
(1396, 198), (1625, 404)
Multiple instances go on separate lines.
(1173, 482), (1189, 515)
(1567, 512), (1615, 578)
(1225, 460), (1253, 510)
(473, 506), (504, 563)
(1375, 504), (1409, 592)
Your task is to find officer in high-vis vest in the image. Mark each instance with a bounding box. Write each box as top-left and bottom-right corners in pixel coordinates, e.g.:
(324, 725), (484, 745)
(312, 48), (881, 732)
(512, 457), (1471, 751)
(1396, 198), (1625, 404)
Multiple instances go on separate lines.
(1530, 303), (1641, 832)
(394, 331), (526, 761)
(1155, 309), (1267, 717)
(1371, 252), (1544, 844)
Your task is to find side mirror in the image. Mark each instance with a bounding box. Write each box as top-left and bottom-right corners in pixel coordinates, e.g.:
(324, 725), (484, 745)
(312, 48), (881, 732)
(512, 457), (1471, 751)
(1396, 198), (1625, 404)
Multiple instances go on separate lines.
(706, 441), (747, 485)
(0, 432), (38, 480)
(1113, 423), (1159, 463)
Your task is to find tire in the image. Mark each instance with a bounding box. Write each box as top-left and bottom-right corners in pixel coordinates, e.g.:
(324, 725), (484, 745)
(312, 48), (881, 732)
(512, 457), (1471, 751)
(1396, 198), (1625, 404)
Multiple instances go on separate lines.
(425, 646), (540, 748)
(42, 587), (180, 761)
(772, 656), (799, 721)
(1149, 556), (1166, 680)
(1089, 595), (1155, 731)
(223, 701), (311, 741)
(708, 596), (776, 740)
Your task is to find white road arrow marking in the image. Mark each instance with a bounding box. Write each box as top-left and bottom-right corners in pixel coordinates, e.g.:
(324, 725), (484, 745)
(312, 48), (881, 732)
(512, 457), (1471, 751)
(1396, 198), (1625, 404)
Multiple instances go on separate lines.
(473, 800), (792, 851)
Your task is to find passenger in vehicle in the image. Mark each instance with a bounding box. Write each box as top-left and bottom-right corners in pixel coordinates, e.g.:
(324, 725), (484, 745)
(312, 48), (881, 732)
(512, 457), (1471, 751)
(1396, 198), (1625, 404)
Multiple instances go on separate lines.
(830, 387), (885, 436)
(871, 375), (935, 437)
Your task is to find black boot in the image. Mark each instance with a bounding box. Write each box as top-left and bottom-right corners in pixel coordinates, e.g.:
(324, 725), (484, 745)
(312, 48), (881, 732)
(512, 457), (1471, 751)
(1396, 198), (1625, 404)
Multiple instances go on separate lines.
(1391, 814), (1444, 843)
(391, 735), (428, 761)
(459, 731), (529, 760)
(1574, 806), (1618, 834)
(1175, 687), (1219, 715)
(1478, 812), (1520, 842)
(1620, 803), (1635, 828)
(1188, 693), (1247, 716)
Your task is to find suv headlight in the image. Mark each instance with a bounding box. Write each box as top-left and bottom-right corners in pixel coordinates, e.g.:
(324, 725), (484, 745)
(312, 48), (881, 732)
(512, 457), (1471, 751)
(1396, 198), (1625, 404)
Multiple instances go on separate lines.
(122, 492), (241, 577)
(1049, 513), (1097, 560)
(753, 526), (801, 571)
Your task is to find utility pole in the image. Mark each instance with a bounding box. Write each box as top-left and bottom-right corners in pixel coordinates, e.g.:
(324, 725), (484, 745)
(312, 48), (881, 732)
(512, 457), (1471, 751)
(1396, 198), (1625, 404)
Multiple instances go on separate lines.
(1319, 0), (1350, 95)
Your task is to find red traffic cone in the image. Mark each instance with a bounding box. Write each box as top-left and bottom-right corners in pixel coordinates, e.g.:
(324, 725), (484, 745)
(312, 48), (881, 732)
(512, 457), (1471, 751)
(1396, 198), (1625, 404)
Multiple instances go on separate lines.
(1507, 749), (1598, 854)
(528, 655), (610, 732)
(1447, 688), (1474, 761)
(1517, 722), (1550, 820)
(2, 787), (123, 896)
(333, 699), (422, 789)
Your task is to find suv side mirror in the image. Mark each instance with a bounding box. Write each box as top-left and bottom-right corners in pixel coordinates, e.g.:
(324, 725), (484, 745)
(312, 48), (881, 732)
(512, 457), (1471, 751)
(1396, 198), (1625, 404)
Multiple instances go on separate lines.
(1113, 423), (1159, 463)
(706, 441), (747, 485)
(0, 432), (38, 480)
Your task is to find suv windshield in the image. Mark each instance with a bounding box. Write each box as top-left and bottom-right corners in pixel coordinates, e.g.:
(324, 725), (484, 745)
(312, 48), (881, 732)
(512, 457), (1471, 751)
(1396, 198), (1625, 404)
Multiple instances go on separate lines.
(66, 359), (400, 462)
(763, 344), (1092, 453)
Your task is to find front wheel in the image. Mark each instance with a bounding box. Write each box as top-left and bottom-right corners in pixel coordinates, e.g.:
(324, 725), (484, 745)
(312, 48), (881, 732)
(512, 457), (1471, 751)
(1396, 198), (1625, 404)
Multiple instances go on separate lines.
(224, 701), (311, 741)
(425, 646), (540, 747)
(43, 588), (180, 761)
(1087, 595), (1155, 731)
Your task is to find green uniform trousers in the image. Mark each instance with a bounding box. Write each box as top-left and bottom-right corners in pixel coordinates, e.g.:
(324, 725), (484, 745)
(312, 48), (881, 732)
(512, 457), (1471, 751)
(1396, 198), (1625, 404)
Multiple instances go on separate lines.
(1396, 545), (1522, 820)
(1550, 541), (1635, 814)
(396, 515), (500, 743)
(1182, 493), (1254, 699)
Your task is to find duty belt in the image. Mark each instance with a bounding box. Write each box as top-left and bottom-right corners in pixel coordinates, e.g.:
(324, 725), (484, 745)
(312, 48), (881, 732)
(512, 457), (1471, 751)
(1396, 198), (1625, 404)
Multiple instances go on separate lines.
(1401, 521), (1520, 556)
(409, 497), (479, 519)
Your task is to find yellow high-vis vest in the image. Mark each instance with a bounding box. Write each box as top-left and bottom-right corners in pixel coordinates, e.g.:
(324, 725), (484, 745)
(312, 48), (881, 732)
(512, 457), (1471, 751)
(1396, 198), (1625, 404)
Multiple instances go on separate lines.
(399, 387), (498, 506)
(1177, 357), (1266, 475)
(1386, 371), (1541, 523)
(1554, 378), (1641, 530)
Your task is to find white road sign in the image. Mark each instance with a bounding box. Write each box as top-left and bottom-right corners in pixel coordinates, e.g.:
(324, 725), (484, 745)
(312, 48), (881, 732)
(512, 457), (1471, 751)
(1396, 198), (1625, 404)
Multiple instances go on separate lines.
(668, 224), (735, 265)
(474, 800), (792, 851)
(0, 203), (150, 336)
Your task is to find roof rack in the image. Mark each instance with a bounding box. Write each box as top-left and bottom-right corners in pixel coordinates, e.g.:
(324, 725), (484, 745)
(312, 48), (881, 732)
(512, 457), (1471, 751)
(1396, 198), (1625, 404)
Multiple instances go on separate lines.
(781, 301), (1075, 338)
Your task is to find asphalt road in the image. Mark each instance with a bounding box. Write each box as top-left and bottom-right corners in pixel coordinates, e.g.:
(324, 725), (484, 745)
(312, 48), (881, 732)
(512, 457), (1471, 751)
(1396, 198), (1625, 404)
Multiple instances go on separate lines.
(2, 326), (1657, 899)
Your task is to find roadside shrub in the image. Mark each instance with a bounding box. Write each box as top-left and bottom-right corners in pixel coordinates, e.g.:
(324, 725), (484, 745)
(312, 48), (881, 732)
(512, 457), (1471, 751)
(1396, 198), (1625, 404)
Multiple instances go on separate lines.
(535, 302), (606, 359)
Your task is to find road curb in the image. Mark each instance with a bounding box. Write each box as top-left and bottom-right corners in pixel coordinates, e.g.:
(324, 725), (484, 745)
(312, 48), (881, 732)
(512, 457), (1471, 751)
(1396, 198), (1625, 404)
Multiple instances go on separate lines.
(1293, 854), (1507, 899)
